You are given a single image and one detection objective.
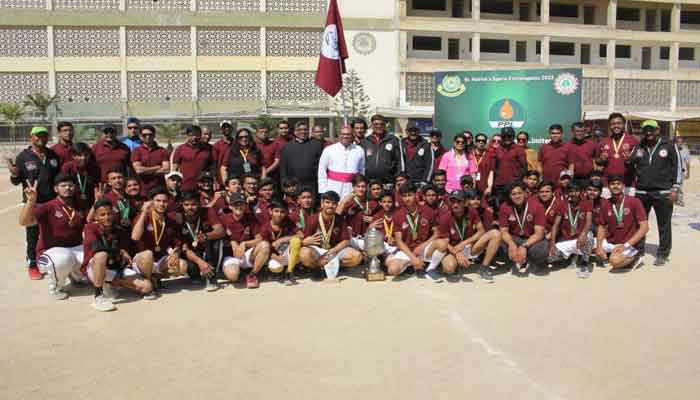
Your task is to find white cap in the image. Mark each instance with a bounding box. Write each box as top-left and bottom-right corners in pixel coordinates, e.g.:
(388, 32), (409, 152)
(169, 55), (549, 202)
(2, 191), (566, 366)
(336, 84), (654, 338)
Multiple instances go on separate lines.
(219, 120), (232, 128)
(165, 171), (183, 180)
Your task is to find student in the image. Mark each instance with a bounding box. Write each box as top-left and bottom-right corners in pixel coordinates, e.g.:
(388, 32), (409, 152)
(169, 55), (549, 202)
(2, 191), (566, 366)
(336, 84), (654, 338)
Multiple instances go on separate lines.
(99, 168), (136, 228)
(594, 176), (649, 270)
(290, 186), (315, 233)
(368, 179), (384, 202)
(83, 199), (154, 311)
(460, 175), (475, 192)
(254, 177), (275, 225)
(337, 174), (377, 243)
(259, 200), (302, 285)
(393, 172), (410, 208)
(60, 142), (98, 211)
(536, 180), (560, 237)
(421, 184), (448, 215)
(366, 190), (399, 255)
(385, 183), (448, 281)
(462, 189), (502, 281)
(498, 182), (548, 275)
(522, 170), (540, 198)
(549, 183), (594, 277)
(439, 191), (486, 279)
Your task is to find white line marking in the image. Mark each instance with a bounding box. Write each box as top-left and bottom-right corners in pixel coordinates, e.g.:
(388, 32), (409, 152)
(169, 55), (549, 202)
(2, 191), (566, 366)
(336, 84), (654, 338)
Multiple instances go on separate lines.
(0, 203), (22, 214)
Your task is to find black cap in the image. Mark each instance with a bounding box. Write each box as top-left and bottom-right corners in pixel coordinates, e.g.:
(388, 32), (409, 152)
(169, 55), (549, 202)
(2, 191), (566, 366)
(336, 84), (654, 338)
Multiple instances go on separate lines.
(500, 127), (516, 137)
(101, 123), (116, 133)
(608, 175), (625, 184)
(198, 171), (214, 182)
(429, 129), (442, 138)
(448, 191), (466, 201)
(54, 173), (76, 185)
(229, 192), (246, 205)
(406, 122), (420, 132)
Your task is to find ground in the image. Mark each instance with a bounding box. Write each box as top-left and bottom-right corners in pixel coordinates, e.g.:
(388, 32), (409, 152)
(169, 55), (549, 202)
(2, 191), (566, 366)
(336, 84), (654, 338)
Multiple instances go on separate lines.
(1, 167), (699, 400)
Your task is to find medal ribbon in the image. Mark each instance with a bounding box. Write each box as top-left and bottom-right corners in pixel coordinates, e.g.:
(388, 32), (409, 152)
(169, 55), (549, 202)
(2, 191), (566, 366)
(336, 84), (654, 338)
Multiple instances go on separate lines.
(545, 198), (556, 217)
(61, 205), (75, 225)
(76, 173), (87, 196)
(612, 134), (626, 157)
(612, 196), (625, 226)
(383, 216), (393, 238)
(353, 196), (368, 213)
(185, 217), (200, 242)
(454, 218), (467, 241)
(298, 209), (307, 230)
(406, 211), (420, 241)
(117, 199), (130, 221)
(513, 202), (529, 234)
(271, 224), (283, 241)
(319, 212), (335, 249)
(647, 140), (662, 165)
(239, 148), (249, 161)
(567, 203), (580, 236)
(151, 212), (165, 249)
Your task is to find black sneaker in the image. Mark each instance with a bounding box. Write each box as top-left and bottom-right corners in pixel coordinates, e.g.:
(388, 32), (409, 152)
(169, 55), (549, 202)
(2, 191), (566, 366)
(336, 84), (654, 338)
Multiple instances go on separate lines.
(311, 268), (326, 281)
(653, 255), (667, 267)
(285, 272), (298, 286)
(479, 265), (494, 283)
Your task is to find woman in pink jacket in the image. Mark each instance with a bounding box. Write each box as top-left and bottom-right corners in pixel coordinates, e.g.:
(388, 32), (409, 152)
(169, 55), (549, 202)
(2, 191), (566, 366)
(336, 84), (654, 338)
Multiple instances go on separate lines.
(438, 133), (477, 192)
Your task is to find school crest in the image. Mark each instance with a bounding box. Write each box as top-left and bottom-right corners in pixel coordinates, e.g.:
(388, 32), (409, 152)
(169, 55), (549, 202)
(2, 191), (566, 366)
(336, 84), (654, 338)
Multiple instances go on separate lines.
(49, 159), (58, 168)
(659, 149), (668, 158)
(385, 143), (393, 151)
(526, 214), (533, 222)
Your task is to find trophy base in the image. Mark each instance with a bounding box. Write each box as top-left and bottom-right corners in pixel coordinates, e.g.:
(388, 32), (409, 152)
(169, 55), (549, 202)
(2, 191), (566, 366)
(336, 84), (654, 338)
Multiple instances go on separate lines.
(366, 271), (385, 281)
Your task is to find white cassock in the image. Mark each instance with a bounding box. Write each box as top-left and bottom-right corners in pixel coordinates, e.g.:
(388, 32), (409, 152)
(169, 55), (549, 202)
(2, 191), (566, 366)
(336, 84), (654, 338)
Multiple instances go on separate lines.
(318, 142), (365, 198)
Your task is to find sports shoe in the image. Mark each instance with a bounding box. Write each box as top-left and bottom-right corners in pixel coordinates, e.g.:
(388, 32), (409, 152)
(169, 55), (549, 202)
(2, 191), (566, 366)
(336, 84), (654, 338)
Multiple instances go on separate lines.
(49, 285), (68, 300)
(92, 295), (116, 312)
(142, 291), (158, 300)
(28, 266), (43, 280)
(479, 265), (494, 283)
(653, 255), (667, 267)
(425, 269), (444, 283)
(102, 282), (116, 299)
(285, 272), (298, 286)
(205, 277), (220, 292)
(577, 263), (591, 279)
(246, 274), (260, 289)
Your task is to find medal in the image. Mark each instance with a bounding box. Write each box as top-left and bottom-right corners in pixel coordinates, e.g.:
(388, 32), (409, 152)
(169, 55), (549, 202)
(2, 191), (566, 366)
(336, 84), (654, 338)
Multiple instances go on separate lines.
(454, 217), (467, 242)
(383, 216), (393, 238)
(513, 202), (529, 235)
(319, 212), (335, 250)
(567, 203), (580, 237)
(185, 216), (201, 249)
(192, 240), (198, 248)
(61, 205), (76, 227)
(612, 134), (625, 160)
(298, 209), (307, 230)
(614, 153), (620, 159)
(155, 246), (161, 252)
(353, 196), (368, 214)
(117, 199), (131, 224)
(406, 210), (420, 241)
(151, 212), (165, 253)
(76, 173), (88, 201)
(612, 196), (625, 230)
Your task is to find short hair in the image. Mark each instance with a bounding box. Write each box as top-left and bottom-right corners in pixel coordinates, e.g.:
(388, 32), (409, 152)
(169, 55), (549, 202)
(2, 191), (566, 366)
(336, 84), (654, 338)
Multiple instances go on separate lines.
(352, 117), (367, 130)
(429, 129), (442, 138)
(475, 132), (488, 141)
(242, 173), (258, 182)
(282, 178), (299, 188)
(571, 121), (584, 130)
(54, 173), (76, 185)
(433, 169), (447, 179)
(225, 175), (241, 186)
(608, 175), (625, 184)
(369, 179), (383, 188)
(379, 190), (394, 200)
(549, 124), (563, 131)
(106, 167), (124, 177)
(396, 172), (410, 181)
(181, 191), (201, 203)
(537, 179), (556, 191)
(57, 121), (73, 130)
(269, 200), (288, 212)
(71, 142), (91, 155)
(567, 181), (582, 191)
(148, 186), (169, 200)
(370, 114), (386, 123)
(294, 121), (307, 130)
(298, 185), (314, 196)
(399, 182), (417, 195)
(126, 175), (140, 184)
(524, 170), (540, 179)
(421, 184), (437, 194)
(460, 175), (474, 186)
(352, 174), (367, 186)
(321, 191), (340, 202)
(277, 120), (289, 128)
(508, 182), (527, 194)
(608, 112), (626, 123)
(93, 199), (113, 211)
(258, 177), (275, 189)
(587, 180), (603, 190)
(185, 125), (202, 135)
(517, 131), (529, 140)
(141, 124), (156, 134)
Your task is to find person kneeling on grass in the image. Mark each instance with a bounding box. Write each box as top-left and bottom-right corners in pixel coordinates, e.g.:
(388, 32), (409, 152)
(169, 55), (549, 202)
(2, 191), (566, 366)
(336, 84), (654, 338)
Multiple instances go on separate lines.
(219, 192), (270, 289)
(548, 182), (594, 277)
(84, 200), (154, 312)
(259, 200), (302, 285)
(131, 187), (188, 294)
(594, 175), (649, 270)
(385, 182), (448, 282)
(299, 191), (363, 280)
(498, 182), (548, 275)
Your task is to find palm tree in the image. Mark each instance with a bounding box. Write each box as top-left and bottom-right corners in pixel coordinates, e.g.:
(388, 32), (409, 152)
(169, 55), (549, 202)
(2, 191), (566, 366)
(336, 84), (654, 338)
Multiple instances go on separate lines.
(24, 92), (60, 122)
(0, 102), (25, 152)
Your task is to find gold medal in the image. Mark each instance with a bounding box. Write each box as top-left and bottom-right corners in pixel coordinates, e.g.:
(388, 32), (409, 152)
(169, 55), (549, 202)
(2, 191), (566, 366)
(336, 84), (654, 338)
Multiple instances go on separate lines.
(614, 153), (620, 159)
(151, 212), (165, 253)
(155, 246), (161, 252)
(192, 240), (198, 248)
(319, 212), (335, 250)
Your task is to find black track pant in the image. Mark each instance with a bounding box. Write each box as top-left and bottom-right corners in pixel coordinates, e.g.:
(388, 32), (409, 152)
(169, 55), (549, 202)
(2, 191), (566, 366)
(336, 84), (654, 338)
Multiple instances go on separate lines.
(637, 192), (674, 258)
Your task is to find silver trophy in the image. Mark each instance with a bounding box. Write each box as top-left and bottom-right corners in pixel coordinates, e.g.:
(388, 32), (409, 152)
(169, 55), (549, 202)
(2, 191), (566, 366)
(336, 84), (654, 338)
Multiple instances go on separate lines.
(364, 227), (386, 281)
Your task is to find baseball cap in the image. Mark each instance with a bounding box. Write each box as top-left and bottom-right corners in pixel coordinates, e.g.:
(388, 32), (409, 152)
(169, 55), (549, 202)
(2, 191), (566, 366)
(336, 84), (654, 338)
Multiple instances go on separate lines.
(30, 126), (48, 136)
(101, 123), (116, 133)
(198, 171), (214, 182)
(220, 120), (232, 128)
(165, 171), (183, 180)
(500, 127), (516, 137)
(448, 191), (466, 201)
(641, 120), (658, 130)
(559, 170), (573, 179)
(406, 122), (420, 132)
(229, 192), (246, 205)
(608, 175), (625, 184)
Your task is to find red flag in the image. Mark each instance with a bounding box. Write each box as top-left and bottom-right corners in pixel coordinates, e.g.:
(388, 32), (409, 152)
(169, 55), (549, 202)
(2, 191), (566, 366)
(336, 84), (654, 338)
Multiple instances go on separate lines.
(314, 0), (349, 97)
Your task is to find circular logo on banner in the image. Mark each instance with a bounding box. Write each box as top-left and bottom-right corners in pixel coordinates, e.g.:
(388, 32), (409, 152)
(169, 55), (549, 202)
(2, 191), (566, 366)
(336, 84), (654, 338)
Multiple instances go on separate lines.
(659, 149), (668, 158)
(321, 24), (339, 60)
(554, 73), (580, 95)
(352, 32), (376, 55)
(488, 98), (526, 129)
(437, 74), (466, 98)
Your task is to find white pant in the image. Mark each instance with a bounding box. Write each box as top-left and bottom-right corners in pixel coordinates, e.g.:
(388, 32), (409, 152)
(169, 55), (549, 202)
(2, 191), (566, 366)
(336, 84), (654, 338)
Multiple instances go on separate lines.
(461, 244), (483, 260)
(87, 259), (141, 283)
(555, 239), (592, 258)
(268, 246), (290, 273)
(37, 246), (84, 289)
(599, 240), (638, 257)
(387, 241), (434, 263)
(223, 248), (255, 270)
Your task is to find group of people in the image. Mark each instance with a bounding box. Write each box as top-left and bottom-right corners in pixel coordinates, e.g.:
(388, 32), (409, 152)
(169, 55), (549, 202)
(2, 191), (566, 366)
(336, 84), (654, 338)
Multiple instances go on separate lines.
(7, 112), (687, 312)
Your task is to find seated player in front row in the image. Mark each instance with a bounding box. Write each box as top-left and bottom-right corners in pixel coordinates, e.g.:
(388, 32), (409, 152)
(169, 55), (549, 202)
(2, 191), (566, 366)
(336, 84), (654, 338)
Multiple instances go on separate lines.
(259, 200), (302, 285)
(299, 191), (363, 278)
(180, 191), (225, 291)
(594, 175), (649, 269)
(548, 182), (594, 277)
(385, 182), (448, 281)
(84, 199), (154, 312)
(337, 174), (378, 247)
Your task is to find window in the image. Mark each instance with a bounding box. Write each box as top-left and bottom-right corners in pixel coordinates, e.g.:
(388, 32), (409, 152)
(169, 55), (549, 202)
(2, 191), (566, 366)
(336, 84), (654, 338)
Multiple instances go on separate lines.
(550, 3), (578, 18)
(680, 47), (695, 61)
(617, 7), (640, 21)
(481, 39), (510, 54)
(536, 40), (541, 55)
(412, 0), (446, 11)
(660, 46), (670, 60)
(448, 38), (460, 60)
(412, 36), (441, 51)
(615, 45), (631, 58)
(481, 1), (513, 14)
(599, 44), (607, 58)
(550, 41), (575, 56)
(681, 10), (700, 25)
(661, 11), (671, 32)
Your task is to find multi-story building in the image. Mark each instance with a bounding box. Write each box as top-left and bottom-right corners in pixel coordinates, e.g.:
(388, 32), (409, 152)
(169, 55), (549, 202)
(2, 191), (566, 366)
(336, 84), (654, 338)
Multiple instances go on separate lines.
(0, 0), (699, 140)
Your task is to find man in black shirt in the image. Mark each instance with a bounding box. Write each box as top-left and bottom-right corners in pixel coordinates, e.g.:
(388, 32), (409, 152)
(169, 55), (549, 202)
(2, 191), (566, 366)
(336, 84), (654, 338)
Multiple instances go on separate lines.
(280, 121), (323, 192)
(9, 126), (61, 279)
(360, 114), (402, 182)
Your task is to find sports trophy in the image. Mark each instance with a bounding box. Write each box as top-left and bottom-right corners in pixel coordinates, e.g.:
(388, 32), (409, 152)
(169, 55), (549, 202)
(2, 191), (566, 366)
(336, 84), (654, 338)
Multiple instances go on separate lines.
(364, 227), (386, 281)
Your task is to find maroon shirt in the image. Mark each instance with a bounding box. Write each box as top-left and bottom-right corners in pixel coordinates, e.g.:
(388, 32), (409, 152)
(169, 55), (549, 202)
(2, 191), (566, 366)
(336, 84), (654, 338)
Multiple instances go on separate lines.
(258, 218), (299, 245)
(595, 134), (638, 180)
(341, 197), (379, 237)
(179, 208), (222, 248)
(103, 190), (140, 228)
(539, 197), (562, 234)
(597, 196), (646, 245)
(441, 208), (481, 246)
(473, 150), (495, 193)
(303, 212), (350, 248)
(61, 160), (99, 211)
(136, 213), (182, 259)
(565, 139), (597, 178)
(255, 138), (279, 169)
(494, 145), (527, 186)
(273, 135), (292, 160)
(538, 142), (570, 182)
(556, 199), (592, 241)
(131, 143), (168, 197)
(51, 142), (74, 167)
(212, 138), (232, 171)
(33, 198), (85, 256)
(92, 139), (131, 183)
(392, 204), (438, 250)
(82, 223), (133, 271)
(172, 142), (214, 192)
(401, 138), (421, 161)
(290, 207), (313, 232)
(499, 198), (546, 239)
(220, 212), (258, 244)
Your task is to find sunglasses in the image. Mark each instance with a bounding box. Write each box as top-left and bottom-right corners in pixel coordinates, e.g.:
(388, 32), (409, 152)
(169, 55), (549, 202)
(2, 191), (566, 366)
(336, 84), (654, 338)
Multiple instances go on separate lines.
(492, 139), (502, 143)
(238, 135), (250, 139)
(127, 126), (139, 130)
(141, 133), (154, 137)
(454, 140), (465, 145)
(475, 139), (486, 143)
(517, 138), (527, 142)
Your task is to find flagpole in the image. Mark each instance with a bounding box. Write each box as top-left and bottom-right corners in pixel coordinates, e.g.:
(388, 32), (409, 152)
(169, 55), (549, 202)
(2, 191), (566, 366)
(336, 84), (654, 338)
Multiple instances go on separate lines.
(339, 60), (347, 125)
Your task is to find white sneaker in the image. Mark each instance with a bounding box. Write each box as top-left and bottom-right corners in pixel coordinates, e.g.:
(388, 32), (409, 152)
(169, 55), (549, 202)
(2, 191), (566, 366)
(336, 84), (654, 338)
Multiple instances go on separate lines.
(205, 278), (220, 292)
(49, 284), (68, 300)
(102, 282), (116, 299)
(92, 295), (116, 312)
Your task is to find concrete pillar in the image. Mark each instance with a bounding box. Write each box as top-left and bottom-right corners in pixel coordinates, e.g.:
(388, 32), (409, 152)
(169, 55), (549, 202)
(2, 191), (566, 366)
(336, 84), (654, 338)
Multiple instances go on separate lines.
(607, 0), (617, 29)
(190, 0), (197, 11)
(399, 31), (408, 66)
(119, 27), (127, 102)
(670, 78), (678, 112)
(655, 7), (662, 32)
(472, 32), (480, 62)
(472, 0), (480, 21)
(671, 3), (680, 32)
(46, 0), (52, 10)
(399, 0), (407, 17)
(607, 39), (616, 68)
(607, 38), (616, 112)
(540, 36), (550, 65)
(191, 26), (198, 121)
(47, 26), (56, 97)
(119, 0), (125, 11)
(541, 0), (549, 23)
(513, 0), (520, 20)
(670, 41), (679, 70)
(260, 26), (267, 112)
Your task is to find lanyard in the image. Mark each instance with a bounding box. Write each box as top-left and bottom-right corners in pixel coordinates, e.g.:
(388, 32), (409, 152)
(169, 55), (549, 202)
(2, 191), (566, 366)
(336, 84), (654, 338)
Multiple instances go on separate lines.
(646, 140), (662, 165)
(117, 199), (130, 220)
(185, 217), (200, 242)
(319, 213), (335, 249)
(270, 224), (283, 241)
(406, 210), (420, 241)
(76, 173), (87, 195)
(612, 134), (626, 157)
(298, 209), (307, 230)
(383, 216), (394, 238)
(612, 196), (625, 226)
(567, 203), (580, 236)
(239, 148), (249, 161)
(61, 205), (75, 225)
(513, 202), (529, 234)
(545, 198), (556, 217)
(453, 217), (467, 241)
(151, 212), (165, 249)
(474, 151), (483, 168)
(353, 196), (368, 214)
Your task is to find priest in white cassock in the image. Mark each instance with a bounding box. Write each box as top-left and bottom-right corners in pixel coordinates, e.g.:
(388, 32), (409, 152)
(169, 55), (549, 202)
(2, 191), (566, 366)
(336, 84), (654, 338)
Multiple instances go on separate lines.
(318, 125), (365, 199)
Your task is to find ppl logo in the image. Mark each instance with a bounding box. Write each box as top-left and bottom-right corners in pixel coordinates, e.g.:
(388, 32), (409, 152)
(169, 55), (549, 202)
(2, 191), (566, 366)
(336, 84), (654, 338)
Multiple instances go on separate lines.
(489, 98), (526, 129)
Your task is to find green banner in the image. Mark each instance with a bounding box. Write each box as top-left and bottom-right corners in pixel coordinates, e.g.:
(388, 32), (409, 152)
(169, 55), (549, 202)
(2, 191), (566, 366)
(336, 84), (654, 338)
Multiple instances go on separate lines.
(434, 68), (582, 148)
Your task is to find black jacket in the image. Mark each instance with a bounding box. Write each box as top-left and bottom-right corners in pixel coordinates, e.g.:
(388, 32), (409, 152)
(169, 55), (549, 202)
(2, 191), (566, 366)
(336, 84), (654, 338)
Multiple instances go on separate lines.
(280, 138), (323, 188)
(360, 133), (402, 182)
(10, 146), (61, 203)
(399, 137), (434, 184)
(629, 137), (682, 192)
